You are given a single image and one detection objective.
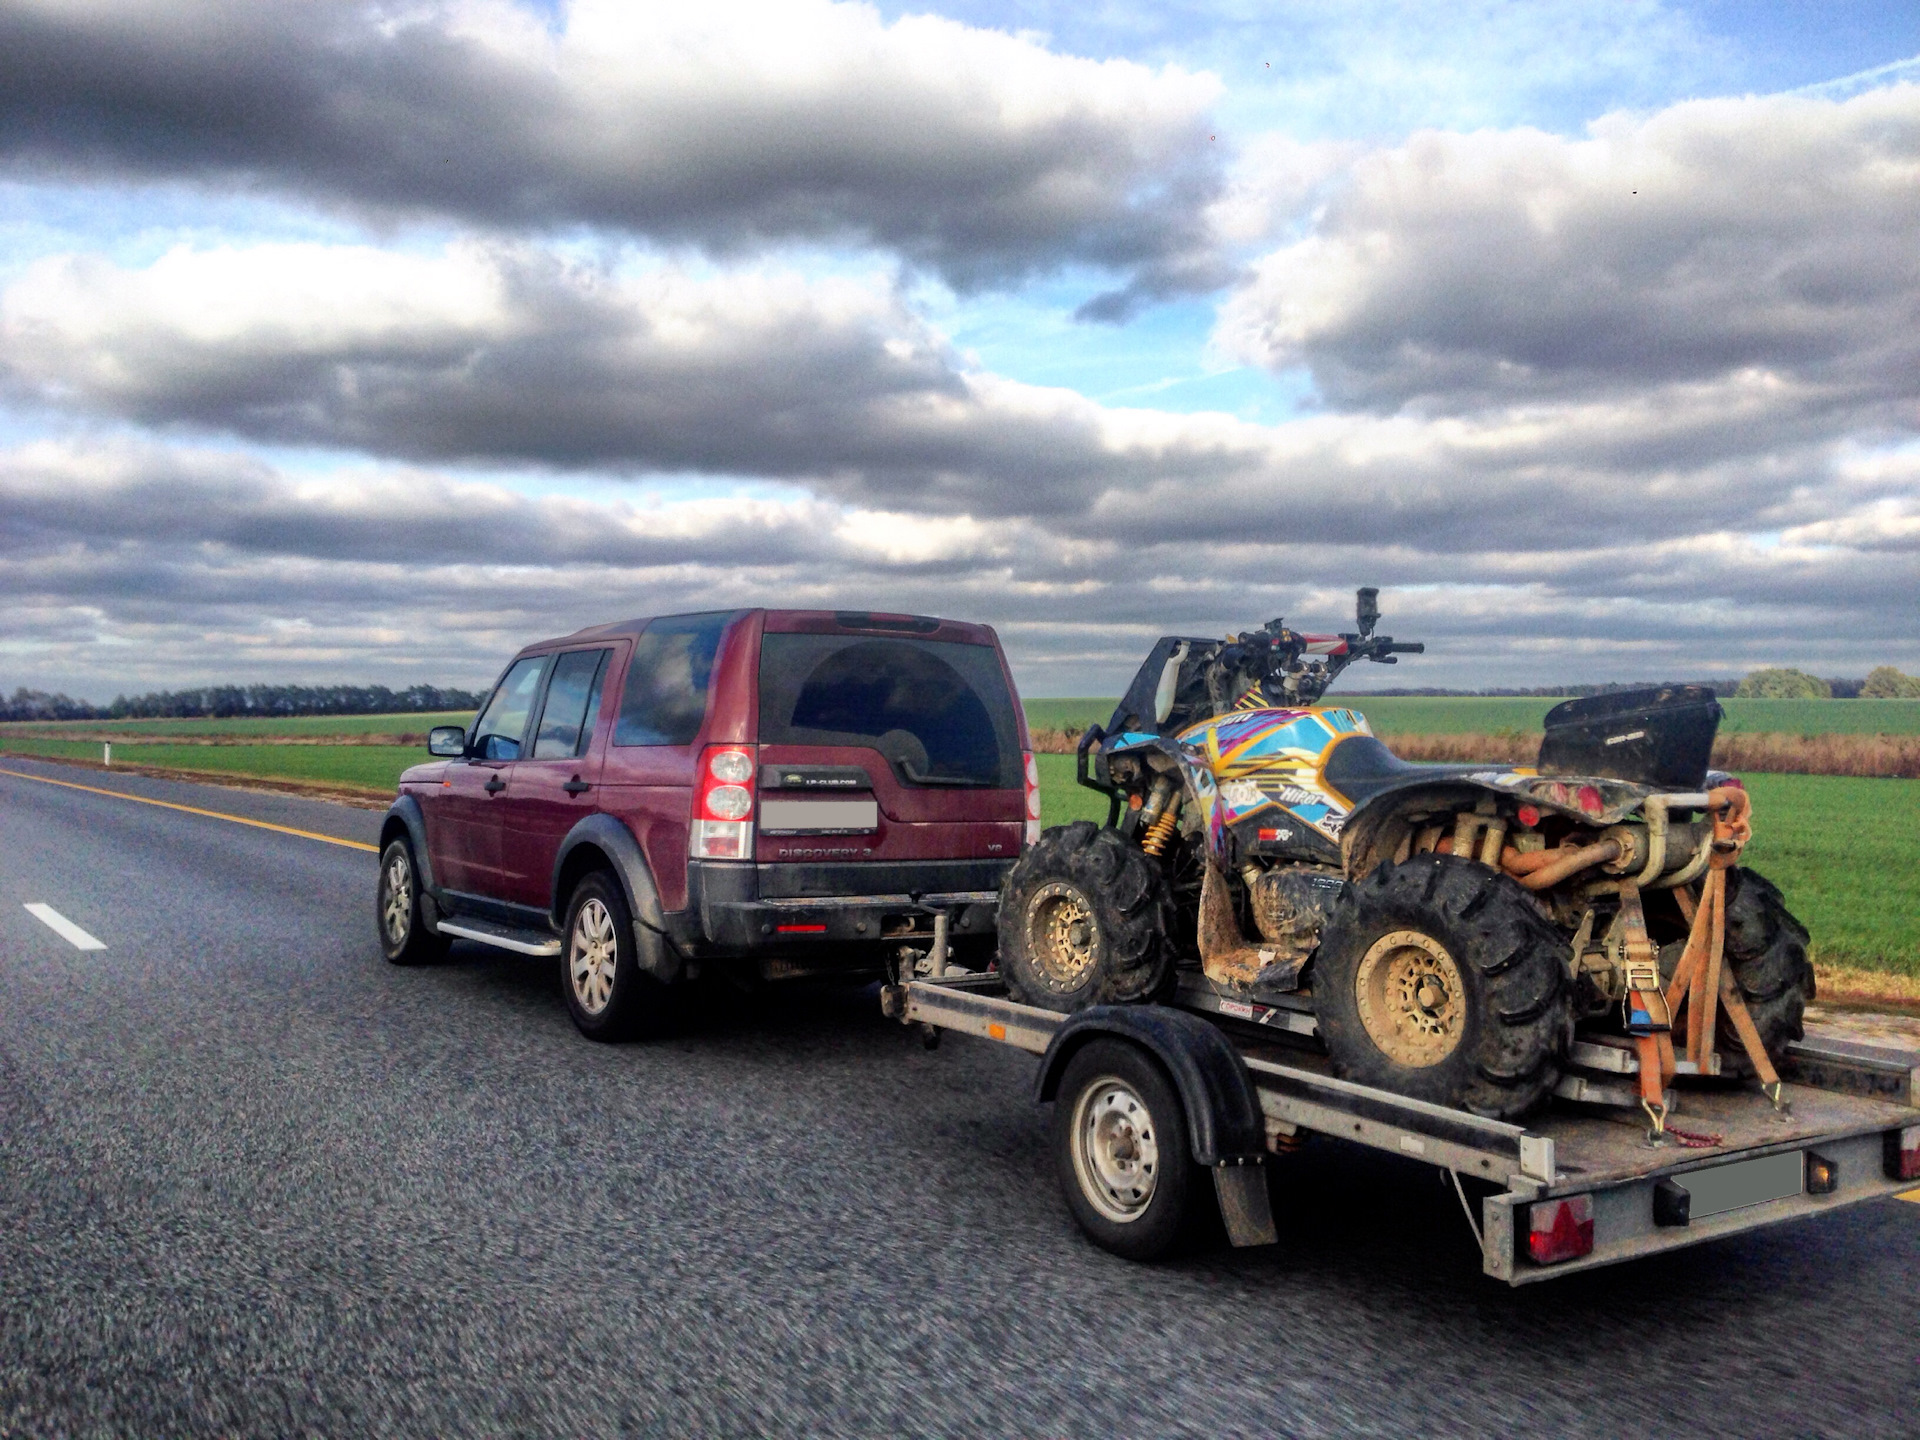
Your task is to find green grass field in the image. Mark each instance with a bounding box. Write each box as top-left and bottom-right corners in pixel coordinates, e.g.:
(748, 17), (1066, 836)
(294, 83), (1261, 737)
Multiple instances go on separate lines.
(6, 695), (1915, 743)
(2, 708), (1911, 974)
(1023, 696), (1920, 737)
(0, 737), (424, 790)
(1037, 755), (1916, 975)
(0, 711), (471, 737)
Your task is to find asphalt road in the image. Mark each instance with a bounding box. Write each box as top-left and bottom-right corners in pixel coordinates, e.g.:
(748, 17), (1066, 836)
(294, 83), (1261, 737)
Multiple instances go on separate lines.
(2, 755), (1916, 1438)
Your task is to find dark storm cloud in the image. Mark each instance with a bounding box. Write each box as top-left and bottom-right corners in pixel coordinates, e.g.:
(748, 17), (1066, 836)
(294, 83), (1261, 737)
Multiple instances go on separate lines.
(3, 241), (1899, 549)
(4, 438), (1915, 700)
(0, 0), (1223, 294)
(1219, 85), (1920, 412)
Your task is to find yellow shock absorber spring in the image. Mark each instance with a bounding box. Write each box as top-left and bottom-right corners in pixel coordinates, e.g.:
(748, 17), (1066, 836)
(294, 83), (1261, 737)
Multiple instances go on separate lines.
(1140, 807), (1180, 857)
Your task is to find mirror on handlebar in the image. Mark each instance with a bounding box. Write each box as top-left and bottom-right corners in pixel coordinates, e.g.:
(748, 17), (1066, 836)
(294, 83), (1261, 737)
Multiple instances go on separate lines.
(1355, 586), (1380, 638)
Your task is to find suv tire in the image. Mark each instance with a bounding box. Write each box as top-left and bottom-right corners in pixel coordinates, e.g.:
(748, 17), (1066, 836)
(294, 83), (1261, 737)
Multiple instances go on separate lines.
(378, 838), (451, 966)
(997, 822), (1176, 1012)
(562, 871), (672, 1041)
(1312, 854), (1569, 1120)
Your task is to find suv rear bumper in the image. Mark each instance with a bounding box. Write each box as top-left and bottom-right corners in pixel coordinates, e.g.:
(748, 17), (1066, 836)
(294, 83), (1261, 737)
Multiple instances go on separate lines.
(682, 859), (1013, 952)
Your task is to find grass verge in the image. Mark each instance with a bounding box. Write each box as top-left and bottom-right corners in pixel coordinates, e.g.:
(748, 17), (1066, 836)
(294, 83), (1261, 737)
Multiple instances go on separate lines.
(3, 744), (1910, 980)
(0, 737), (417, 794)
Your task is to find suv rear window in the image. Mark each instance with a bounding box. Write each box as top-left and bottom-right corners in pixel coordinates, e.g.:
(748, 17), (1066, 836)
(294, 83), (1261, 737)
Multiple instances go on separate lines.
(757, 634), (1019, 787)
(613, 612), (737, 747)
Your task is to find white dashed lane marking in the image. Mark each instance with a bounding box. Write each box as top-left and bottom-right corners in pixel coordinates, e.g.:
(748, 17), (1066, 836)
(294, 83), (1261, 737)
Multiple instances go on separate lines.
(23, 903), (106, 951)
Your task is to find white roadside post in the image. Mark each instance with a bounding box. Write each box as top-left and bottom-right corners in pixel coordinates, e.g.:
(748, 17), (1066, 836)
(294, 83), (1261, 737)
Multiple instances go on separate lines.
(103, 741), (112, 767)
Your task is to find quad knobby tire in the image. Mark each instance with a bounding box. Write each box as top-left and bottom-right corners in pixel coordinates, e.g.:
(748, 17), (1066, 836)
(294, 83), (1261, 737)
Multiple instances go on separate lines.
(1659, 867), (1814, 1078)
(997, 822), (1176, 1012)
(561, 871), (673, 1041)
(1312, 855), (1570, 1120)
(377, 838), (450, 965)
(1051, 1039), (1203, 1261)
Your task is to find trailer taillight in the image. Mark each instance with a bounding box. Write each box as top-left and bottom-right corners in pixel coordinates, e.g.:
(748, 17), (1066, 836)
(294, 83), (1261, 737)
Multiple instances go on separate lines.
(1023, 750), (1041, 846)
(1526, 1194), (1594, 1265)
(692, 744), (757, 859)
(1888, 1125), (1920, 1182)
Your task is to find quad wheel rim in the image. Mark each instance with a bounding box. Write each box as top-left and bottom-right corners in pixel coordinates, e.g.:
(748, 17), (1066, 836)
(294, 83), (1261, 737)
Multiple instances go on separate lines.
(1026, 881), (1099, 991)
(1071, 1078), (1159, 1223)
(382, 852), (412, 944)
(570, 897), (619, 1015)
(1354, 929), (1467, 1068)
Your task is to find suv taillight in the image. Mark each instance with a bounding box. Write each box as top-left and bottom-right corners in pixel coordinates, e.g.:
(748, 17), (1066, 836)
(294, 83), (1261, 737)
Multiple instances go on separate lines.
(692, 744), (757, 860)
(1889, 1125), (1920, 1182)
(1023, 750), (1041, 846)
(1526, 1194), (1594, 1265)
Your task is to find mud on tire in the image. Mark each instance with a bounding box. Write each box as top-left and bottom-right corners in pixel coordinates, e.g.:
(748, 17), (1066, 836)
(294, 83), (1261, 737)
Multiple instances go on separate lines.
(1660, 867), (1814, 1078)
(997, 821), (1177, 1012)
(1311, 854), (1570, 1120)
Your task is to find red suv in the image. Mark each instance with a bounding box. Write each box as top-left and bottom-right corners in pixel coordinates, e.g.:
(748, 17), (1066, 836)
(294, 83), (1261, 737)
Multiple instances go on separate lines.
(377, 609), (1038, 1037)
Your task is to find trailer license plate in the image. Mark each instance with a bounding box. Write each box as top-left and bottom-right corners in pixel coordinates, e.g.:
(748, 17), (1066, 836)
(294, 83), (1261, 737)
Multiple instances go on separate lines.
(759, 797), (879, 834)
(1674, 1151), (1804, 1220)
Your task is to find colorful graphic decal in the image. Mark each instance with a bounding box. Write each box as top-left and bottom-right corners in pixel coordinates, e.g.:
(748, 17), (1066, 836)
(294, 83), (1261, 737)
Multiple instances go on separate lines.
(1169, 707), (1373, 854)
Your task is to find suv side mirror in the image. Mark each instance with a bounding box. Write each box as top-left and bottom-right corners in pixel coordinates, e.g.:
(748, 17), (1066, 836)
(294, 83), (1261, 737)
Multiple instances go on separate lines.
(428, 726), (467, 757)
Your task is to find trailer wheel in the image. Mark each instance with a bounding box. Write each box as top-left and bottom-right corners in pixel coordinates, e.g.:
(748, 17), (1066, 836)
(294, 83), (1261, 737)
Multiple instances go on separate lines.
(1312, 855), (1569, 1120)
(1051, 1038), (1199, 1260)
(1660, 867), (1813, 1077)
(997, 822), (1175, 1012)
(377, 838), (450, 966)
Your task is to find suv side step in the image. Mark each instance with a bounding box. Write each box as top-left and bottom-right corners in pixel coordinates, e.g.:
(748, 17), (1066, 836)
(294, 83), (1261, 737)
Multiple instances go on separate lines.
(437, 917), (561, 957)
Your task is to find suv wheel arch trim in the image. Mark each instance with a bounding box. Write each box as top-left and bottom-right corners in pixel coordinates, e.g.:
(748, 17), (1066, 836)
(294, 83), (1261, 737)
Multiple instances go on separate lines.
(553, 814), (679, 984)
(381, 796), (441, 932)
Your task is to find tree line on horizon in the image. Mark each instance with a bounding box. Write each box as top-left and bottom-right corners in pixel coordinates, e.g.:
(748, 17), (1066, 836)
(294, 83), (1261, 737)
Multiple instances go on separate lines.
(0, 683), (485, 723)
(1352, 669), (1919, 700)
(5, 667), (1917, 725)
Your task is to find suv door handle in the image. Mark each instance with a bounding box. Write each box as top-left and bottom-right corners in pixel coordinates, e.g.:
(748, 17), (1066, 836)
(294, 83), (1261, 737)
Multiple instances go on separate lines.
(563, 778), (592, 795)
(485, 775), (507, 794)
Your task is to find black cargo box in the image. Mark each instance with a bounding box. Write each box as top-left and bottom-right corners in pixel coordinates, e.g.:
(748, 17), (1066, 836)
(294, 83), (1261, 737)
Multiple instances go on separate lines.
(1537, 685), (1722, 789)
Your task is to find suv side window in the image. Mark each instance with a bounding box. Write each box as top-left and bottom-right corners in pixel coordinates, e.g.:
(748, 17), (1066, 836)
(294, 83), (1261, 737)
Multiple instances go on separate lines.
(531, 649), (611, 759)
(471, 656), (548, 760)
(613, 612), (735, 747)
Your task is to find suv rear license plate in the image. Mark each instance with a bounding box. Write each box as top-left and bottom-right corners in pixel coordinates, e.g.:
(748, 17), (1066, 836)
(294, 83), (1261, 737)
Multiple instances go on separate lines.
(1674, 1151), (1804, 1220)
(760, 797), (879, 834)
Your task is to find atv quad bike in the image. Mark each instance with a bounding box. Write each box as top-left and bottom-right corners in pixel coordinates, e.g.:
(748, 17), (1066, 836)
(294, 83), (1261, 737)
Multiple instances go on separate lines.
(998, 590), (1814, 1122)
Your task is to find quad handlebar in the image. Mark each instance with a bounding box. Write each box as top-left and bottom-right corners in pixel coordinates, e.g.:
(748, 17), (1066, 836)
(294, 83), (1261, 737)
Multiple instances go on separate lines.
(1204, 588), (1424, 711)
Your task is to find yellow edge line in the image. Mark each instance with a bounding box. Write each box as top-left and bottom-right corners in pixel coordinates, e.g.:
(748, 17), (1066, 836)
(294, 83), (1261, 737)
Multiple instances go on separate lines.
(0, 765), (379, 852)
(1899, 1189), (1920, 1204)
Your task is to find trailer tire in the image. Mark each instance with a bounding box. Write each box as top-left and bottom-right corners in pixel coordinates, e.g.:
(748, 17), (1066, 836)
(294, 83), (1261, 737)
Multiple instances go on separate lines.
(1660, 867), (1813, 1077)
(997, 822), (1175, 1012)
(1051, 1038), (1200, 1261)
(1311, 854), (1569, 1120)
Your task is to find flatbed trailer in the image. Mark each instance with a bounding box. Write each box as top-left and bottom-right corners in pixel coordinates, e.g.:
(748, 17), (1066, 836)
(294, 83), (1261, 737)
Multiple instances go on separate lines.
(881, 971), (1920, 1284)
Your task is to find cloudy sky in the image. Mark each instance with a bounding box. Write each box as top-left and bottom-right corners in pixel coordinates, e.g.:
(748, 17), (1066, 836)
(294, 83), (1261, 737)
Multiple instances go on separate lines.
(2, 1), (1917, 700)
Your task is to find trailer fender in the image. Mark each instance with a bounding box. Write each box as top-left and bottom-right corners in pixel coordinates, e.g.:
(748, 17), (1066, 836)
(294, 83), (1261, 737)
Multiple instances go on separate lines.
(1035, 1005), (1266, 1165)
(1036, 1005), (1276, 1247)
(550, 814), (679, 984)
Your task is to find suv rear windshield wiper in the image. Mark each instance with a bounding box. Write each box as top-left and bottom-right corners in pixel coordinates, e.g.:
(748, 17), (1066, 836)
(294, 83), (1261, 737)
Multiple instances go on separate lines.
(896, 760), (995, 787)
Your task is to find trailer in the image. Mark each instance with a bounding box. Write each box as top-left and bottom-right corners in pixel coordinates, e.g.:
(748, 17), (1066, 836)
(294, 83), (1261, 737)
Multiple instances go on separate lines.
(880, 968), (1920, 1284)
